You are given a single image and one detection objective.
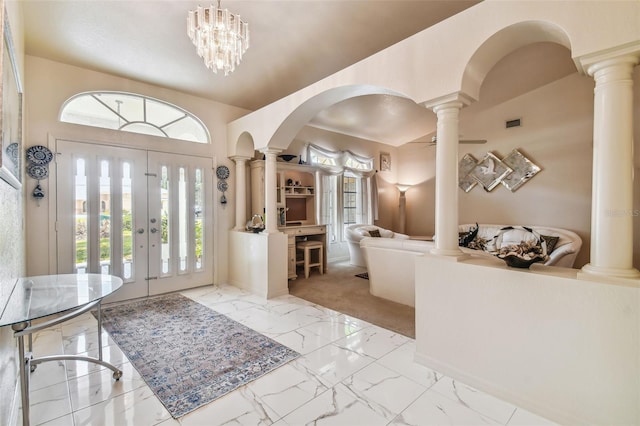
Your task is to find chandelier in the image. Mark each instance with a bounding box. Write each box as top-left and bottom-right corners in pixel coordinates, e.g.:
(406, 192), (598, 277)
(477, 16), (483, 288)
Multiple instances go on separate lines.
(187, 1), (249, 76)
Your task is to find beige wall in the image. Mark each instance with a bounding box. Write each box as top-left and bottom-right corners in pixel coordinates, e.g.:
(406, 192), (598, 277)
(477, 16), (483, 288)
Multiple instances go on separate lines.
(23, 56), (250, 282)
(399, 63), (640, 269)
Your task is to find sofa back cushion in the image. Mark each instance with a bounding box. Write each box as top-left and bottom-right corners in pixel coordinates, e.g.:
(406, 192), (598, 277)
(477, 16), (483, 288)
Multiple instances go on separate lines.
(356, 226), (394, 238)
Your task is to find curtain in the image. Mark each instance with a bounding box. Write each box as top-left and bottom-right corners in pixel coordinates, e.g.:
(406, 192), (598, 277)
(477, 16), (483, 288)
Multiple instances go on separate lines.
(307, 143), (376, 235)
(371, 173), (379, 222)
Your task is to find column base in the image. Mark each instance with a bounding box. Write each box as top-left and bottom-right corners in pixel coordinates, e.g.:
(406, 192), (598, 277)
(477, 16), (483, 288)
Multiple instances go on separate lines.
(579, 263), (640, 281)
(429, 247), (469, 261)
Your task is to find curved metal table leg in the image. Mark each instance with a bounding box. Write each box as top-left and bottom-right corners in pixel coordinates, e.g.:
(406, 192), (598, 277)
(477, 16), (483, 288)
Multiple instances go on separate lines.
(12, 299), (123, 426)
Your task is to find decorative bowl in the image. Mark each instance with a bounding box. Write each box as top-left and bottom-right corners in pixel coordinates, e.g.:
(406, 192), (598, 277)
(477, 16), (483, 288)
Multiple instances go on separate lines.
(250, 226), (264, 233)
(278, 154), (297, 162)
(500, 254), (545, 269)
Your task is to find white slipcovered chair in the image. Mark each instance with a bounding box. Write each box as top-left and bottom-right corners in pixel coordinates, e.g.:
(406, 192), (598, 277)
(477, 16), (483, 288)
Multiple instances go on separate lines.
(345, 224), (410, 267)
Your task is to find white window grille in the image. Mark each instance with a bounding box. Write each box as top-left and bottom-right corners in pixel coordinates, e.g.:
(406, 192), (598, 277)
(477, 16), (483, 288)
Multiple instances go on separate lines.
(60, 91), (210, 143)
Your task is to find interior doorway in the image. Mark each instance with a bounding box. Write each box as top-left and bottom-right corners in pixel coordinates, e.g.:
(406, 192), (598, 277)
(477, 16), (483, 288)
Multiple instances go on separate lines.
(55, 140), (214, 302)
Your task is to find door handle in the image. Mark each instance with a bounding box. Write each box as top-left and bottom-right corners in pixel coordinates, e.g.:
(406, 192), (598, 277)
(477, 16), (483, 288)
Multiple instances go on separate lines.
(137, 228), (145, 234)
(150, 228), (158, 233)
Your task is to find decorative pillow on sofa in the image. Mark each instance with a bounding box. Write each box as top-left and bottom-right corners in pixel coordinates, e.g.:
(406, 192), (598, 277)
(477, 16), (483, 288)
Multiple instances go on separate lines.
(458, 223), (479, 247)
(540, 235), (559, 253)
(369, 229), (382, 237)
(467, 237), (490, 251)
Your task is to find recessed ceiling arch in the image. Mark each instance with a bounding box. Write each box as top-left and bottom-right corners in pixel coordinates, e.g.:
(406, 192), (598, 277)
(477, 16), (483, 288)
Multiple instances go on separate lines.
(461, 20), (572, 102)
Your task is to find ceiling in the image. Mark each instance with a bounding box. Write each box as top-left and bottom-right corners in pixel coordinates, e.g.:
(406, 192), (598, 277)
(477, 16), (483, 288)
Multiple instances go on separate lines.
(23, 1), (576, 147)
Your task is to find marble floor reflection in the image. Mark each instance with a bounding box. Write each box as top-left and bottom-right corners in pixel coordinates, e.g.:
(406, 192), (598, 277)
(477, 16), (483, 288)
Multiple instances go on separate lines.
(17, 282), (558, 426)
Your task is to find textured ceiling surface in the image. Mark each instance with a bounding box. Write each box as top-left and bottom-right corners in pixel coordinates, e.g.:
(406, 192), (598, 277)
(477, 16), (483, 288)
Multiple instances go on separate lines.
(24, 1), (479, 111)
(23, 1), (576, 146)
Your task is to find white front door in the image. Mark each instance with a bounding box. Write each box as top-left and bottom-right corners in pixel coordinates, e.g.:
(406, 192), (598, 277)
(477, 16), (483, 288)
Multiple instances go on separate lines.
(55, 140), (214, 301)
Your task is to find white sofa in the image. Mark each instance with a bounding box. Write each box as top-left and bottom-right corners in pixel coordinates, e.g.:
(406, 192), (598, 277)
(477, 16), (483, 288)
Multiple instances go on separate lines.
(360, 224), (582, 307)
(345, 224), (409, 267)
(458, 223), (582, 268)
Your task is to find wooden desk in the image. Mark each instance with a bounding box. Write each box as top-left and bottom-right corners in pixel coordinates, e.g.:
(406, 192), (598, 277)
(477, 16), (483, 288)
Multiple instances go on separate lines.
(280, 225), (327, 279)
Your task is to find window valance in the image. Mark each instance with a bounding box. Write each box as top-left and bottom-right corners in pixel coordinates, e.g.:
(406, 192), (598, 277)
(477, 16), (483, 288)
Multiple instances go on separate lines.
(306, 144), (374, 177)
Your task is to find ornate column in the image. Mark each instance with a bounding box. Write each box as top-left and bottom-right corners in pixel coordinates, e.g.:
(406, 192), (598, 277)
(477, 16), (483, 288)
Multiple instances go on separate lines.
(580, 55), (640, 279)
(231, 155), (250, 231)
(260, 148), (282, 233)
(425, 96), (471, 256)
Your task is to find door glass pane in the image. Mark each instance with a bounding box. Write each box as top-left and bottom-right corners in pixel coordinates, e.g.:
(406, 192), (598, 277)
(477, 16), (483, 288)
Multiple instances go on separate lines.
(122, 162), (133, 280)
(74, 158), (87, 274)
(194, 168), (203, 270)
(99, 160), (112, 274)
(178, 167), (188, 272)
(161, 166), (171, 275)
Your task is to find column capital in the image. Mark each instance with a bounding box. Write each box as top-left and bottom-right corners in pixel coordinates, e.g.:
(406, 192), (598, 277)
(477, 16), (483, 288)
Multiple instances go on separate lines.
(575, 41), (640, 75)
(259, 147), (282, 156)
(587, 55), (639, 80)
(423, 91), (475, 112)
(230, 155), (251, 163)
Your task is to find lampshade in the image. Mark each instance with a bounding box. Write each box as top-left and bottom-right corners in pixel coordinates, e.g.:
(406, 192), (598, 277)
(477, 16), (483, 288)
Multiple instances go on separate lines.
(396, 184), (411, 194)
(187, 1), (249, 76)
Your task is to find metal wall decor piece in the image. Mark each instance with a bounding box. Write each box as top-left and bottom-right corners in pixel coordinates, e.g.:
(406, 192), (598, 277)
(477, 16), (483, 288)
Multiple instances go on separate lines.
(500, 149), (541, 192)
(26, 145), (53, 165)
(27, 163), (48, 180)
(459, 149), (541, 193)
(216, 165), (229, 205)
(458, 153), (478, 192)
(470, 152), (513, 192)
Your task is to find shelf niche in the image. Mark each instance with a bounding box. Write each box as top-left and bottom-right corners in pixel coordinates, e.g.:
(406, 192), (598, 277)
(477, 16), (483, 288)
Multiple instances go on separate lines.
(250, 160), (317, 227)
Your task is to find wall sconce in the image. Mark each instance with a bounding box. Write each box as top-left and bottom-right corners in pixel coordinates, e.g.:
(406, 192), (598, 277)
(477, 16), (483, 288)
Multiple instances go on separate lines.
(396, 184), (411, 234)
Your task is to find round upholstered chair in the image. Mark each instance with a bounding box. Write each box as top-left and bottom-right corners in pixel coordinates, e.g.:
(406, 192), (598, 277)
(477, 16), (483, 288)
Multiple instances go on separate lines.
(345, 224), (409, 267)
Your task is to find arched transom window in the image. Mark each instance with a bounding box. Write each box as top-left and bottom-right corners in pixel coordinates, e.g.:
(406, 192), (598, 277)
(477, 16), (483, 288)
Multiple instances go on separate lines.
(60, 91), (210, 143)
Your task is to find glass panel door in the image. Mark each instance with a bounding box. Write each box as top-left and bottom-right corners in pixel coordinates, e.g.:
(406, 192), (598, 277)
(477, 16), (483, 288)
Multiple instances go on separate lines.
(56, 141), (214, 301)
(56, 140), (149, 302)
(146, 151), (213, 295)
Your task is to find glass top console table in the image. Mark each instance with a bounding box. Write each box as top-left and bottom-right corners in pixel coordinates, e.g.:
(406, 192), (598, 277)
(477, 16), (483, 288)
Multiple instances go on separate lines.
(0, 274), (124, 426)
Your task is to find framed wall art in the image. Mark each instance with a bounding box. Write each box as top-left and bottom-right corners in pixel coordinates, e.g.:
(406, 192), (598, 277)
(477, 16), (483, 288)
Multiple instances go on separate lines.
(0, 10), (22, 189)
(380, 152), (391, 171)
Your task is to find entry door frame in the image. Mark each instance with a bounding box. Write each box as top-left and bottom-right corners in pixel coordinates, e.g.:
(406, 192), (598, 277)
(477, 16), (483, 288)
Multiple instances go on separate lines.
(49, 136), (218, 299)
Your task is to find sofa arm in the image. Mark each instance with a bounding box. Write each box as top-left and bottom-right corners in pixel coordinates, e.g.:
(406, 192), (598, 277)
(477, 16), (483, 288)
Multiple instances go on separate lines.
(546, 244), (579, 267)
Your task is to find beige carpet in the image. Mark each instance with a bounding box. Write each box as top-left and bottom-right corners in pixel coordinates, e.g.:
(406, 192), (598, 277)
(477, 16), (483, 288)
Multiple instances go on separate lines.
(288, 260), (415, 338)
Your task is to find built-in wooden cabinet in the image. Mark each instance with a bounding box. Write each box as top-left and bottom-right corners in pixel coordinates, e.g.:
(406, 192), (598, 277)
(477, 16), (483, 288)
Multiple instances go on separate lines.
(249, 160), (317, 226)
(250, 160), (327, 279)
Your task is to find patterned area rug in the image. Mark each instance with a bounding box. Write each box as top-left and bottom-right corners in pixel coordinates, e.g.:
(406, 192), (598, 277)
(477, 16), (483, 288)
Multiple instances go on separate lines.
(98, 293), (300, 418)
(355, 272), (369, 279)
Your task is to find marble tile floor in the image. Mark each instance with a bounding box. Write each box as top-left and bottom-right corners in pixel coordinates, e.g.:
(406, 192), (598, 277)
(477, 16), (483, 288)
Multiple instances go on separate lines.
(15, 283), (559, 426)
